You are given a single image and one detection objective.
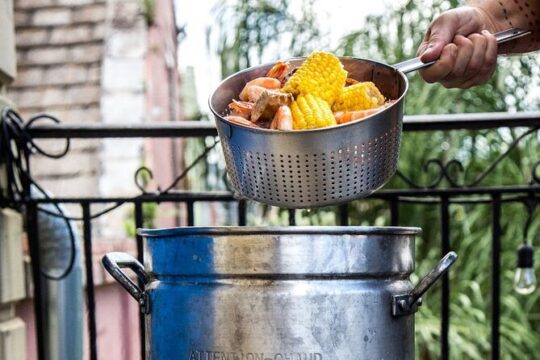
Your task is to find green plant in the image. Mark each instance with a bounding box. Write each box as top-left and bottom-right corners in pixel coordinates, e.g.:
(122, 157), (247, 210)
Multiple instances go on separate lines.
(124, 165), (158, 236)
(335, 1), (540, 358)
(210, 0), (324, 77)
(124, 202), (158, 237)
(141, 0), (156, 26)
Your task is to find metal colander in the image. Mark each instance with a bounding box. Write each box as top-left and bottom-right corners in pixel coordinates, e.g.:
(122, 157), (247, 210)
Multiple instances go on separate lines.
(208, 29), (529, 208)
(209, 57), (408, 208)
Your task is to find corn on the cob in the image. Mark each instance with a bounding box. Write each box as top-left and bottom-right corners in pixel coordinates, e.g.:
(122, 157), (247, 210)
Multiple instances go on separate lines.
(282, 51), (347, 105)
(332, 81), (385, 112)
(290, 94), (336, 130)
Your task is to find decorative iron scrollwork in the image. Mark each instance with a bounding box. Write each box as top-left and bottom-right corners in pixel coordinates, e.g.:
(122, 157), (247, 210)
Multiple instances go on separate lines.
(396, 127), (539, 189)
(532, 161), (540, 185)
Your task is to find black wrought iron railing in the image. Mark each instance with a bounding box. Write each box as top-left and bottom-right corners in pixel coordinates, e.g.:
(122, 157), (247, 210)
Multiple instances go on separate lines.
(1, 109), (539, 360)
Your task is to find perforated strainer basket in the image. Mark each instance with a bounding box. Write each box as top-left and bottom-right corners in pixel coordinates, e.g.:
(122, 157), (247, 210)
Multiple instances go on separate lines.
(208, 29), (529, 209)
(210, 57), (406, 208)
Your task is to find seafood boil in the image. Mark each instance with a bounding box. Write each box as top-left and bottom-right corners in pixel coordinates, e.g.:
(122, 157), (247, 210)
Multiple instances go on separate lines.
(224, 51), (395, 131)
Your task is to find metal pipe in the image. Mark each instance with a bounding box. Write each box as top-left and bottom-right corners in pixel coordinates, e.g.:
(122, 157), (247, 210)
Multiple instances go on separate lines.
(32, 187), (83, 360)
(23, 112), (540, 139)
(22, 184), (540, 205)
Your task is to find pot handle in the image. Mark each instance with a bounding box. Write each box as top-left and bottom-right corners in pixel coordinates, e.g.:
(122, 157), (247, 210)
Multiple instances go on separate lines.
(394, 28), (531, 74)
(392, 251), (458, 317)
(102, 252), (151, 314)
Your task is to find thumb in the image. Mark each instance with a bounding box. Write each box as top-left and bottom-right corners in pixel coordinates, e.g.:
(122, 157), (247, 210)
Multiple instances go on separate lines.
(419, 22), (456, 63)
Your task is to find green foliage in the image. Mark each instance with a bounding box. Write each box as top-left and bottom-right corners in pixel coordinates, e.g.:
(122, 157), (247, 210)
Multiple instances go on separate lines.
(125, 202), (158, 237)
(141, 0), (156, 26)
(210, 0), (323, 77)
(124, 165), (158, 236)
(334, 1), (540, 358)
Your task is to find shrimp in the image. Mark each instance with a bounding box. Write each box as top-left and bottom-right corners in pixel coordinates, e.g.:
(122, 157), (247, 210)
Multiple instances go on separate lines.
(225, 115), (258, 128)
(334, 109), (379, 124)
(345, 78), (359, 86)
(333, 100), (396, 124)
(266, 61), (290, 82)
(228, 100), (253, 119)
(270, 105), (293, 131)
(239, 77), (281, 102)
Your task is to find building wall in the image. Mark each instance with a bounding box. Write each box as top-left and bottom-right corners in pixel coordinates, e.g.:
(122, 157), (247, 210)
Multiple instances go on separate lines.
(144, 0), (186, 228)
(8, 0), (106, 200)
(98, 0), (147, 239)
(0, 2), (27, 359)
(4, 0), (184, 358)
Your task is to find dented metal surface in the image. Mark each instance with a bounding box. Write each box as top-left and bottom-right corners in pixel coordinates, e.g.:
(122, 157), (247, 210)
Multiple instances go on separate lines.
(105, 226), (442, 360)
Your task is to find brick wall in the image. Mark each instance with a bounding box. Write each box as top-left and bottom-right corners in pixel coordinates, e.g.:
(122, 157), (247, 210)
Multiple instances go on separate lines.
(7, 0), (106, 200)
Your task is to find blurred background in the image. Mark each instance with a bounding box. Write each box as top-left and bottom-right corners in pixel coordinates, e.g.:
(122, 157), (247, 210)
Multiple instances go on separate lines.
(1, 0), (539, 359)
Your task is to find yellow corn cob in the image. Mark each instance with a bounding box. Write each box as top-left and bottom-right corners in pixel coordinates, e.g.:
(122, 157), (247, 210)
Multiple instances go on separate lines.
(282, 51), (347, 106)
(332, 81), (385, 112)
(291, 94), (336, 130)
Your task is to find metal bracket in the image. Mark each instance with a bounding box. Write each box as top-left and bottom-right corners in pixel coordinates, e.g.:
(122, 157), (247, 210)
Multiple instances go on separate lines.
(392, 294), (423, 317)
(140, 292), (150, 315)
(392, 251), (457, 317)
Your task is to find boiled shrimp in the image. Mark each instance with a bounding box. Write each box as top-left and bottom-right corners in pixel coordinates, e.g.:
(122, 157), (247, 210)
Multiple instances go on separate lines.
(225, 115), (258, 128)
(334, 100), (396, 124)
(270, 105), (293, 131)
(345, 78), (359, 86)
(239, 77), (281, 102)
(266, 61), (290, 82)
(228, 100), (253, 119)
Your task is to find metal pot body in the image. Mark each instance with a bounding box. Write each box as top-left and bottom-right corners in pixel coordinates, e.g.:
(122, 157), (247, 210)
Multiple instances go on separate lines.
(139, 227), (419, 360)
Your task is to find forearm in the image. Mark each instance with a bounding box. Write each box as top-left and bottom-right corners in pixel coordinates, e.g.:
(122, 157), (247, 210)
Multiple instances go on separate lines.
(468, 0), (540, 53)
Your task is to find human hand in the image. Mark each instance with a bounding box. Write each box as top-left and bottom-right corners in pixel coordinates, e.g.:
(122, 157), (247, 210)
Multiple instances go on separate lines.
(417, 7), (499, 89)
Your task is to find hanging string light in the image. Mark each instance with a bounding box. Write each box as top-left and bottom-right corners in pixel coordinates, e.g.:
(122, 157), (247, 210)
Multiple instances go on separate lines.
(514, 199), (537, 295)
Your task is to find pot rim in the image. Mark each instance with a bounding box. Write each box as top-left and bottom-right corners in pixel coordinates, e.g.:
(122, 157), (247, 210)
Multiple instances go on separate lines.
(137, 226), (422, 238)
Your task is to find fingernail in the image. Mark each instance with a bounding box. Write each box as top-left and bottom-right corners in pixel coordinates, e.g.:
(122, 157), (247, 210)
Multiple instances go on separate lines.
(421, 44), (433, 56)
(449, 44), (458, 58)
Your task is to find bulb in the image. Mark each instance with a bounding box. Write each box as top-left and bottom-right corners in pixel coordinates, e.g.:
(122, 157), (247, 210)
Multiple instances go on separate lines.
(514, 267), (537, 295)
(514, 244), (536, 295)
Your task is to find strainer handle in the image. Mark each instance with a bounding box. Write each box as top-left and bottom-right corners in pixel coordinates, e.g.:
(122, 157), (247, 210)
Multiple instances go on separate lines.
(394, 28), (531, 74)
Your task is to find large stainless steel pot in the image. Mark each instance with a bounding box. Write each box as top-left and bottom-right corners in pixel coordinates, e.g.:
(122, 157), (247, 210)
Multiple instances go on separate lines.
(102, 227), (456, 360)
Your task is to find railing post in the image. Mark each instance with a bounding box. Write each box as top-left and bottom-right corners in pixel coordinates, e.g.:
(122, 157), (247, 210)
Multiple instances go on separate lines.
(390, 197), (399, 226)
(288, 209), (296, 226)
(134, 201), (146, 359)
(82, 202), (97, 360)
(186, 200), (195, 226)
(338, 204), (348, 225)
(491, 194), (501, 360)
(238, 200), (247, 226)
(440, 195), (450, 360)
